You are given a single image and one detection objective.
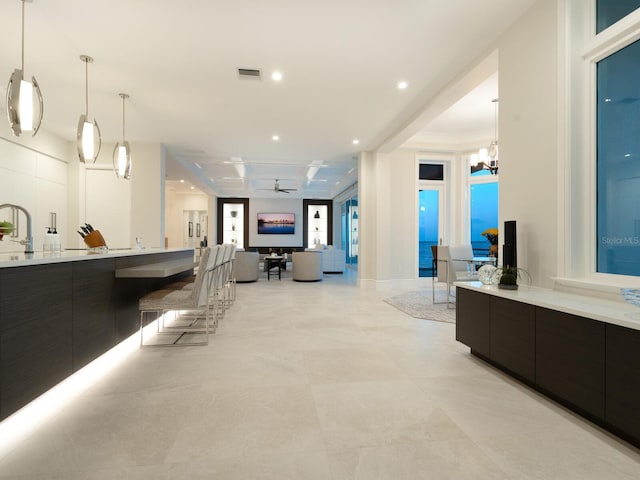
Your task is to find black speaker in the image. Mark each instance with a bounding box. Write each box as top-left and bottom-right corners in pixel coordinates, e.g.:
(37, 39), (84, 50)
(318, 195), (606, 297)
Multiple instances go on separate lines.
(503, 220), (517, 268)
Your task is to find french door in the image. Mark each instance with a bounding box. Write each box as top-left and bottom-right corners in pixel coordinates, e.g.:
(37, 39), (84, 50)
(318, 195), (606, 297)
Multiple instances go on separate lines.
(418, 186), (444, 277)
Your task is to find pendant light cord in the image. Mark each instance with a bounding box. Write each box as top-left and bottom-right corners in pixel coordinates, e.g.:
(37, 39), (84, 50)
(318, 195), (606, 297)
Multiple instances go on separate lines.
(85, 60), (89, 117)
(122, 95), (126, 142)
(21, 0), (25, 71)
(493, 98), (498, 142)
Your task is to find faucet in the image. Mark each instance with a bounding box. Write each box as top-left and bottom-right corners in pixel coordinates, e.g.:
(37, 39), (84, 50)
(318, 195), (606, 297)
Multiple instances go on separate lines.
(0, 203), (34, 254)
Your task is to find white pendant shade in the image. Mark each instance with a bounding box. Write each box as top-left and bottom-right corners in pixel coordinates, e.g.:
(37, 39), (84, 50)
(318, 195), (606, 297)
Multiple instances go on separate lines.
(82, 120), (94, 158)
(470, 153), (479, 167)
(7, 72), (43, 136)
(117, 146), (127, 172)
(77, 115), (101, 163)
(18, 79), (33, 131)
(113, 142), (132, 180)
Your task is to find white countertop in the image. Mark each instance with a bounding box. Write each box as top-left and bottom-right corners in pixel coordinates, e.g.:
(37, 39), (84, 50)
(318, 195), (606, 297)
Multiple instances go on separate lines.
(0, 248), (194, 269)
(115, 258), (197, 278)
(455, 281), (640, 331)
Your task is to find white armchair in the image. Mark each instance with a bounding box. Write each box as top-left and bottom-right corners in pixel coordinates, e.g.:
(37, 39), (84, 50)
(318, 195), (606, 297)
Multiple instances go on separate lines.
(292, 251), (323, 281)
(435, 244), (478, 307)
(304, 246), (345, 273)
(234, 251), (259, 282)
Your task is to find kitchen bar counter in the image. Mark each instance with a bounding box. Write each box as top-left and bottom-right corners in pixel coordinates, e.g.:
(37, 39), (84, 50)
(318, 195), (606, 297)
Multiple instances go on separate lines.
(0, 248), (194, 421)
(0, 247), (193, 269)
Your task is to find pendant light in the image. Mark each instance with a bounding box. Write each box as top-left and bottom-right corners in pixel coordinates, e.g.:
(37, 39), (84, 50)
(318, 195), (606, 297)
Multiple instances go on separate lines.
(487, 98), (499, 164)
(77, 55), (101, 163)
(6, 0), (43, 137)
(113, 93), (132, 179)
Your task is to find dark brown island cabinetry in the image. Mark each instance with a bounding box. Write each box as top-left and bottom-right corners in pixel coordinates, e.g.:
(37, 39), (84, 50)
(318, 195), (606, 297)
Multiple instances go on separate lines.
(0, 249), (193, 421)
(456, 285), (640, 448)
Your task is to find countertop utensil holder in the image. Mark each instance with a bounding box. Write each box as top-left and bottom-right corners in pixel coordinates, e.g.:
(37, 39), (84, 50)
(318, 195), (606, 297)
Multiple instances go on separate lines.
(83, 230), (107, 249)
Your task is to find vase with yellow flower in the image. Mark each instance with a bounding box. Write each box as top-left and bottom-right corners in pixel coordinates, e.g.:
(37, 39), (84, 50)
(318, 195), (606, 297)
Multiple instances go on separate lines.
(481, 227), (499, 257)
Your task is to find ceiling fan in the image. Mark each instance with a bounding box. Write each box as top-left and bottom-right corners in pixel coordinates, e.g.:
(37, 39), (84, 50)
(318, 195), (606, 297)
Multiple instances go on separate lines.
(257, 179), (297, 194)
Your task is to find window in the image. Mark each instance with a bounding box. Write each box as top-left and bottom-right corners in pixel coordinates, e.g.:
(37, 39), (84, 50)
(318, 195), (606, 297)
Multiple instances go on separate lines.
(596, 0), (640, 33)
(596, 39), (640, 276)
(419, 164), (444, 181)
(470, 182), (499, 257)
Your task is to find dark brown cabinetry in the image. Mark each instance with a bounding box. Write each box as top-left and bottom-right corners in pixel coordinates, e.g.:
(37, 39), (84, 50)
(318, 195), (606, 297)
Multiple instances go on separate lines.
(0, 250), (193, 421)
(606, 324), (640, 445)
(0, 263), (74, 419)
(536, 308), (605, 419)
(72, 258), (117, 371)
(491, 297), (535, 382)
(456, 286), (639, 448)
(456, 288), (490, 357)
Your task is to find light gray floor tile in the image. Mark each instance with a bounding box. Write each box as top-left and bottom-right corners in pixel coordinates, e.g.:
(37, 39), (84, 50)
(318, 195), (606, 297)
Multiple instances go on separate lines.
(1, 271), (639, 479)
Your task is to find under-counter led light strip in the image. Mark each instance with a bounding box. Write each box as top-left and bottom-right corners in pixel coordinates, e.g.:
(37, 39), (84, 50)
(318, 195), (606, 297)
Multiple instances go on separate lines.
(0, 315), (170, 458)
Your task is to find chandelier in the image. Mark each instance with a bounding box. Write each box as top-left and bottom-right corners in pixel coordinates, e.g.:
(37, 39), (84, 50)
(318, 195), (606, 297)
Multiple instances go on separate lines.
(470, 98), (499, 175)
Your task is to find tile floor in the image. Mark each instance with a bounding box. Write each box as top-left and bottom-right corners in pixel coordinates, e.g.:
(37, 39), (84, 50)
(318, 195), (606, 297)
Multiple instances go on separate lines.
(0, 271), (639, 479)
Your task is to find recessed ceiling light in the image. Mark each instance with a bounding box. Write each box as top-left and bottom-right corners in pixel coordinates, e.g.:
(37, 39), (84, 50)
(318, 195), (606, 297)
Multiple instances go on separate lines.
(272, 135), (280, 141)
(397, 81), (408, 90)
(190, 186), (195, 190)
(180, 179), (185, 183)
(352, 139), (360, 145)
(272, 71), (283, 81)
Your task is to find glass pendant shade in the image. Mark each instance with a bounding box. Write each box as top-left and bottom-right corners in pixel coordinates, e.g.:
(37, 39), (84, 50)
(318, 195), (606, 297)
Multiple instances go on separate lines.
(77, 115), (101, 163)
(18, 78), (33, 129)
(6, 1), (44, 137)
(113, 142), (132, 179)
(77, 55), (101, 163)
(113, 93), (132, 179)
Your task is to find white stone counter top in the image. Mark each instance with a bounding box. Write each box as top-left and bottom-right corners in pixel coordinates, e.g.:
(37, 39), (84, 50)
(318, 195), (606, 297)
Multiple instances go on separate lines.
(115, 258), (197, 278)
(455, 281), (640, 331)
(0, 248), (194, 269)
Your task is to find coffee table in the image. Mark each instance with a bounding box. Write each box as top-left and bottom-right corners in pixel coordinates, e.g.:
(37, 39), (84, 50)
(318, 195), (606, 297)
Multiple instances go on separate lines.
(264, 256), (285, 280)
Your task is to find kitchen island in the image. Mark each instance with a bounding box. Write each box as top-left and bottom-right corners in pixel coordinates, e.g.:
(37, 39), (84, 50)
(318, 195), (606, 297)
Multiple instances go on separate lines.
(0, 248), (194, 421)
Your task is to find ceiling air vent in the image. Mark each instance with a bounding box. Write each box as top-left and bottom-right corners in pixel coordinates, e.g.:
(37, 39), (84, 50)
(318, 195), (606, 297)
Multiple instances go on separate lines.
(238, 68), (262, 80)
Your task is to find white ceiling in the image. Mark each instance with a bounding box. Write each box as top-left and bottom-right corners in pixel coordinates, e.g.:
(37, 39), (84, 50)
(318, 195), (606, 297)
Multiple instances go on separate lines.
(0, 0), (532, 198)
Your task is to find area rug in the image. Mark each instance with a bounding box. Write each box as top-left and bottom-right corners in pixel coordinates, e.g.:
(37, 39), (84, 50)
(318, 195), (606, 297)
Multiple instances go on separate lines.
(384, 288), (456, 323)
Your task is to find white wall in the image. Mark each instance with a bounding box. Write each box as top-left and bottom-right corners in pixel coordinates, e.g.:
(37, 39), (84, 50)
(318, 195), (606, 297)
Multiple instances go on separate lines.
(356, 0), (560, 290)
(129, 143), (165, 248)
(249, 197), (303, 247)
(0, 136), (68, 253)
(498, 0), (558, 288)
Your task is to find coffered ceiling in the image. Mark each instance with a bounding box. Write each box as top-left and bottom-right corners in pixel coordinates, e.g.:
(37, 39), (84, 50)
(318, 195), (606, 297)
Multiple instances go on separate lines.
(0, 0), (534, 198)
